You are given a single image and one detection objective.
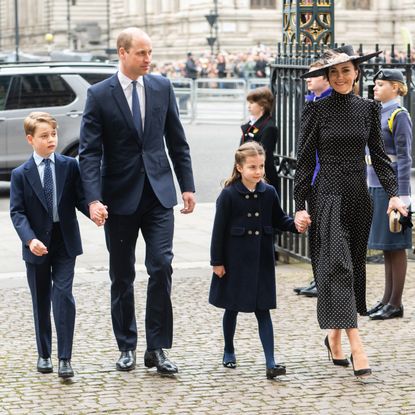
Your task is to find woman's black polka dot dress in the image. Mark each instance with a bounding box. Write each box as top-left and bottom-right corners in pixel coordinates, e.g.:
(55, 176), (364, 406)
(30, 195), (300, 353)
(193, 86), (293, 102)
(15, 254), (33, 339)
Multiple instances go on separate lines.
(294, 91), (398, 329)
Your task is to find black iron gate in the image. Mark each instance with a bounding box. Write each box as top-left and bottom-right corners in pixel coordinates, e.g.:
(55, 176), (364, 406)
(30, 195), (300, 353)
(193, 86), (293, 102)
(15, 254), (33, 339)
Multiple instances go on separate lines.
(271, 43), (415, 262)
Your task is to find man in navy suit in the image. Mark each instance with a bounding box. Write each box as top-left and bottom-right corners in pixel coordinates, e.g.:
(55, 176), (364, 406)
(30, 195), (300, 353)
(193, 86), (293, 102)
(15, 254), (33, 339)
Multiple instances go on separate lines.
(79, 27), (196, 374)
(10, 112), (88, 378)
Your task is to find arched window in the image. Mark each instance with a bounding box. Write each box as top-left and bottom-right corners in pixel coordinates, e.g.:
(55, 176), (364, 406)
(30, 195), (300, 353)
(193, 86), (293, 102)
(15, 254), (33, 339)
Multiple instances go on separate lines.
(345, 0), (371, 10)
(251, 0), (276, 9)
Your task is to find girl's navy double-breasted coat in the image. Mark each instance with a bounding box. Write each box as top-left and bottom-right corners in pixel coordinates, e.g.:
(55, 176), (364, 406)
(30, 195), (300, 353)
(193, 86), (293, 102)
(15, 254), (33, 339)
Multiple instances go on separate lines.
(209, 180), (297, 312)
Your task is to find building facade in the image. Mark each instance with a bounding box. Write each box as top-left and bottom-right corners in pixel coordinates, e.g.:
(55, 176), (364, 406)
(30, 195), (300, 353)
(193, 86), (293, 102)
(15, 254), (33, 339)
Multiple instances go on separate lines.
(0, 0), (414, 61)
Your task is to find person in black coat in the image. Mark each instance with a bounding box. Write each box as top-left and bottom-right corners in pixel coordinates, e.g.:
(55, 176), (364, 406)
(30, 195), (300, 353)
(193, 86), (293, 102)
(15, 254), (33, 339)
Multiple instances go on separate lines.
(240, 87), (279, 195)
(209, 142), (305, 379)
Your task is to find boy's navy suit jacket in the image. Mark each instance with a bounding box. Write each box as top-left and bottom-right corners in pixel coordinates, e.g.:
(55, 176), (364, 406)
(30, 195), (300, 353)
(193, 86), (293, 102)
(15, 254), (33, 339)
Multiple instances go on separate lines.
(10, 153), (88, 264)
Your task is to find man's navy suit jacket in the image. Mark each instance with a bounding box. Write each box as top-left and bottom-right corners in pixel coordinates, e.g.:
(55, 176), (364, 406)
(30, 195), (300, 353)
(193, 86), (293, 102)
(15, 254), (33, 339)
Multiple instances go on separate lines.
(10, 154), (88, 264)
(79, 73), (195, 215)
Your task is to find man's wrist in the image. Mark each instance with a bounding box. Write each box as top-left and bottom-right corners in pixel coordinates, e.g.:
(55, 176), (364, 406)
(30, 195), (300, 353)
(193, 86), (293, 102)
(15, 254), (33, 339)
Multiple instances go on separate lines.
(89, 200), (101, 206)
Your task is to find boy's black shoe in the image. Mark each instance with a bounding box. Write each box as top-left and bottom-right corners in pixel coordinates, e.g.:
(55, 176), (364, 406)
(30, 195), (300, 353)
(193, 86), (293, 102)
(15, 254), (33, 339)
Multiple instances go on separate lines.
(37, 357), (53, 373)
(266, 364), (286, 379)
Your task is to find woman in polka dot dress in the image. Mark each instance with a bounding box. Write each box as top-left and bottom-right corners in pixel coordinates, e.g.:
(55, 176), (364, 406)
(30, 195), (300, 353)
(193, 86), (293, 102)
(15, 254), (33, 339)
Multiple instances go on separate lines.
(293, 49), (408, 378)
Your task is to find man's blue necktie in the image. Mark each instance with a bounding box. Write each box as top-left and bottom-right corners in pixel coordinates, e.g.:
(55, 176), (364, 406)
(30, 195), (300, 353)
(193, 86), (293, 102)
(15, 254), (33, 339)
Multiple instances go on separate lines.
(43, 158), (54, 219)
(131, 80), (143, 134)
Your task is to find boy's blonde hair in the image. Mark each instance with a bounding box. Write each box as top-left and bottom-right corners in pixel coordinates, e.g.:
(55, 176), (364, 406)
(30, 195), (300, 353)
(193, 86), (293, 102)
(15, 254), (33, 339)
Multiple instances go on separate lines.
(24, 112), (57, 136)
(224, 141), (266, 187)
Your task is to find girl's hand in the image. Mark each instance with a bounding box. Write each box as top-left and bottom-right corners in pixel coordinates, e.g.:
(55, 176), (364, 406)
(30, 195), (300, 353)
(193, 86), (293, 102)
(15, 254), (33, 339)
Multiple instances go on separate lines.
(213, 265), (225, 278)
(295, 210), (311, 233)
(387, 196), (408, 217)
(295, 222), (308, 233)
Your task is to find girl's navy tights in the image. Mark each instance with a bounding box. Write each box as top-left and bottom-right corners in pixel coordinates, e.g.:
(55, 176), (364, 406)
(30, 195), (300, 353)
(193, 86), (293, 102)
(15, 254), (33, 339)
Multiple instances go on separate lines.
(223, 309), (276, 369)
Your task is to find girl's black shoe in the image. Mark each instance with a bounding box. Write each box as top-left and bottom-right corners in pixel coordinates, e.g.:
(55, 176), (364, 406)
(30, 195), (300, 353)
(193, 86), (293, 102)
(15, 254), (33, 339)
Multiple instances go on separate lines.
(324, 335), (350, 367)
(266, 364), (286, 379)
(350, 354), (372, 378)
(222, 353), (236, 369)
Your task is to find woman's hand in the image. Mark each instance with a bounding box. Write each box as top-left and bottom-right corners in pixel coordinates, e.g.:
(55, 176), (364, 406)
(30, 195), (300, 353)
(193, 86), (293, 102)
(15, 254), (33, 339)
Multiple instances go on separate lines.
(387, 196), (408, 217)
(295, 210), (311, 233)
(213, 265), (226, 278)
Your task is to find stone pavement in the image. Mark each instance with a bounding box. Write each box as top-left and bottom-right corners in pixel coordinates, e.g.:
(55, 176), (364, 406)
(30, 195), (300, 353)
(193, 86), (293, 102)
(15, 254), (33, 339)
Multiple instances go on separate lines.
(0, 204), (414, 414)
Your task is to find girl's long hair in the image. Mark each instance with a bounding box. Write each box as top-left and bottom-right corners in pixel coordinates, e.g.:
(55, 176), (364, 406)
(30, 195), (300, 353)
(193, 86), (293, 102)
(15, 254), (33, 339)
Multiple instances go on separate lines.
(224, 141), (266, 187)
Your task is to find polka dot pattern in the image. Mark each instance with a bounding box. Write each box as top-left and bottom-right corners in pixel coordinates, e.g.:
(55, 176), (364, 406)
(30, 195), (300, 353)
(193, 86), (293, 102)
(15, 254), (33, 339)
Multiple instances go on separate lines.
(294, 91), (398, 329)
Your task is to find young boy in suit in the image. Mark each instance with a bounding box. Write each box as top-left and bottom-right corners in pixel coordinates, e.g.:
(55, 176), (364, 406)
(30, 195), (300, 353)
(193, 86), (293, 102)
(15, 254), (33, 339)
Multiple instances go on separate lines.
(10, 112), (90, 378)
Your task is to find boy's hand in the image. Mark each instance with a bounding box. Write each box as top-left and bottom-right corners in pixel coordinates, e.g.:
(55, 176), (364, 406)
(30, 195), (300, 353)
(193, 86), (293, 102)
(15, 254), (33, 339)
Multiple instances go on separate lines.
(213, 265), (225, 278)
(29, 239), (48, 256)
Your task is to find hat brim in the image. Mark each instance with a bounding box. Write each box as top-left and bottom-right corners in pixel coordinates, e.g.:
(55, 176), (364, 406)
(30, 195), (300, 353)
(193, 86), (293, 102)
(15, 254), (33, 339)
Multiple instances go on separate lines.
(301, 50), (382, 79)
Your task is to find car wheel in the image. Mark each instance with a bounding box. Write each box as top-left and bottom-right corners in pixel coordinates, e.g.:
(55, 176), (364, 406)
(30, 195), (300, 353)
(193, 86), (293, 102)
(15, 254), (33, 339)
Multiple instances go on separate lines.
(66, 144), (79, 161)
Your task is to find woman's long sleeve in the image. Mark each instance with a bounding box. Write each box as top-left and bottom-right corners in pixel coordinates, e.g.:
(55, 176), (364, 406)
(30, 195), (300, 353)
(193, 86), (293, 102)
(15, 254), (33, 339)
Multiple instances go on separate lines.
(294, 102), (319, 211)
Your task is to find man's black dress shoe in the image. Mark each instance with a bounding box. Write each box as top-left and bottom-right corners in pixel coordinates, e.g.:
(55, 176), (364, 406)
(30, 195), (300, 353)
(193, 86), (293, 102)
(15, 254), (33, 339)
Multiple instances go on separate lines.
(266, 364), (286, 379)
(300, 280), (318, 297)
(37, 357), (53, 374)
(369, 304), (404, 320)
(58, 359), (74, 378)
(293, 279), (314, 294)
(367, 301), (384, 316)
(293, 285), (306, 294)
(116, 350), (136, 371)
(144, 349), (178, 374)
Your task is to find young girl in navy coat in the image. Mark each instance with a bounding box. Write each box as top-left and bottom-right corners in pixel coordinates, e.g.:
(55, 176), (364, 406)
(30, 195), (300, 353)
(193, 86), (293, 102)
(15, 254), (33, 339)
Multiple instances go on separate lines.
(209, 142), (306, 379)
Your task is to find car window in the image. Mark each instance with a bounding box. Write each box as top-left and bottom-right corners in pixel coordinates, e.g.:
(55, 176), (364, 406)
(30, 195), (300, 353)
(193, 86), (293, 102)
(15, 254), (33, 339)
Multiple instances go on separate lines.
(5, 74), (76, 110)
(80, 73), (112, 85)
(0, 76), (12, 110)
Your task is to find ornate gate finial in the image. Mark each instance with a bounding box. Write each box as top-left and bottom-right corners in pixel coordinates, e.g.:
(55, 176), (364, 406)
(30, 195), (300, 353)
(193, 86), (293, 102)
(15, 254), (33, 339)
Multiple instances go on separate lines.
(283, 0), (334, 46)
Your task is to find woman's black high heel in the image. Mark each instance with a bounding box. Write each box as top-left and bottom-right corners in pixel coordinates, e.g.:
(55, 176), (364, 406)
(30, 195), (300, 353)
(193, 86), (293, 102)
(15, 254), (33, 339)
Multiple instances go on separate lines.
(324, 335), (350, 367)
(350, 354), (372, 378)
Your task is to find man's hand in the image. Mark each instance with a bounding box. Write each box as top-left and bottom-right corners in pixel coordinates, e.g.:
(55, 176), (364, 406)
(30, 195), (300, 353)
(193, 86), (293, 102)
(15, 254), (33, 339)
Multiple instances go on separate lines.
(89, 201), (109, 226)
(213, 265), (225, 278)
(180, 192), (196, 214)
(29, 239), (48, 256)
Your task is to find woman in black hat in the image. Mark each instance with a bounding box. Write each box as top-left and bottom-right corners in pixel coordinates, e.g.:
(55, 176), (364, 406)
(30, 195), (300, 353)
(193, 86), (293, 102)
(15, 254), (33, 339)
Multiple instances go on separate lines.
(293, 50), (408, 378)
(367, 69), (412, 320)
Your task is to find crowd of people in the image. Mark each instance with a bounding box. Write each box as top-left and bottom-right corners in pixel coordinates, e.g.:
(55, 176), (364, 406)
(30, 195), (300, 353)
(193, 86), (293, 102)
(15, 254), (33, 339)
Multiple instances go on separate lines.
(150, 46), (274, 80)
(147, 46), (415, 81)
